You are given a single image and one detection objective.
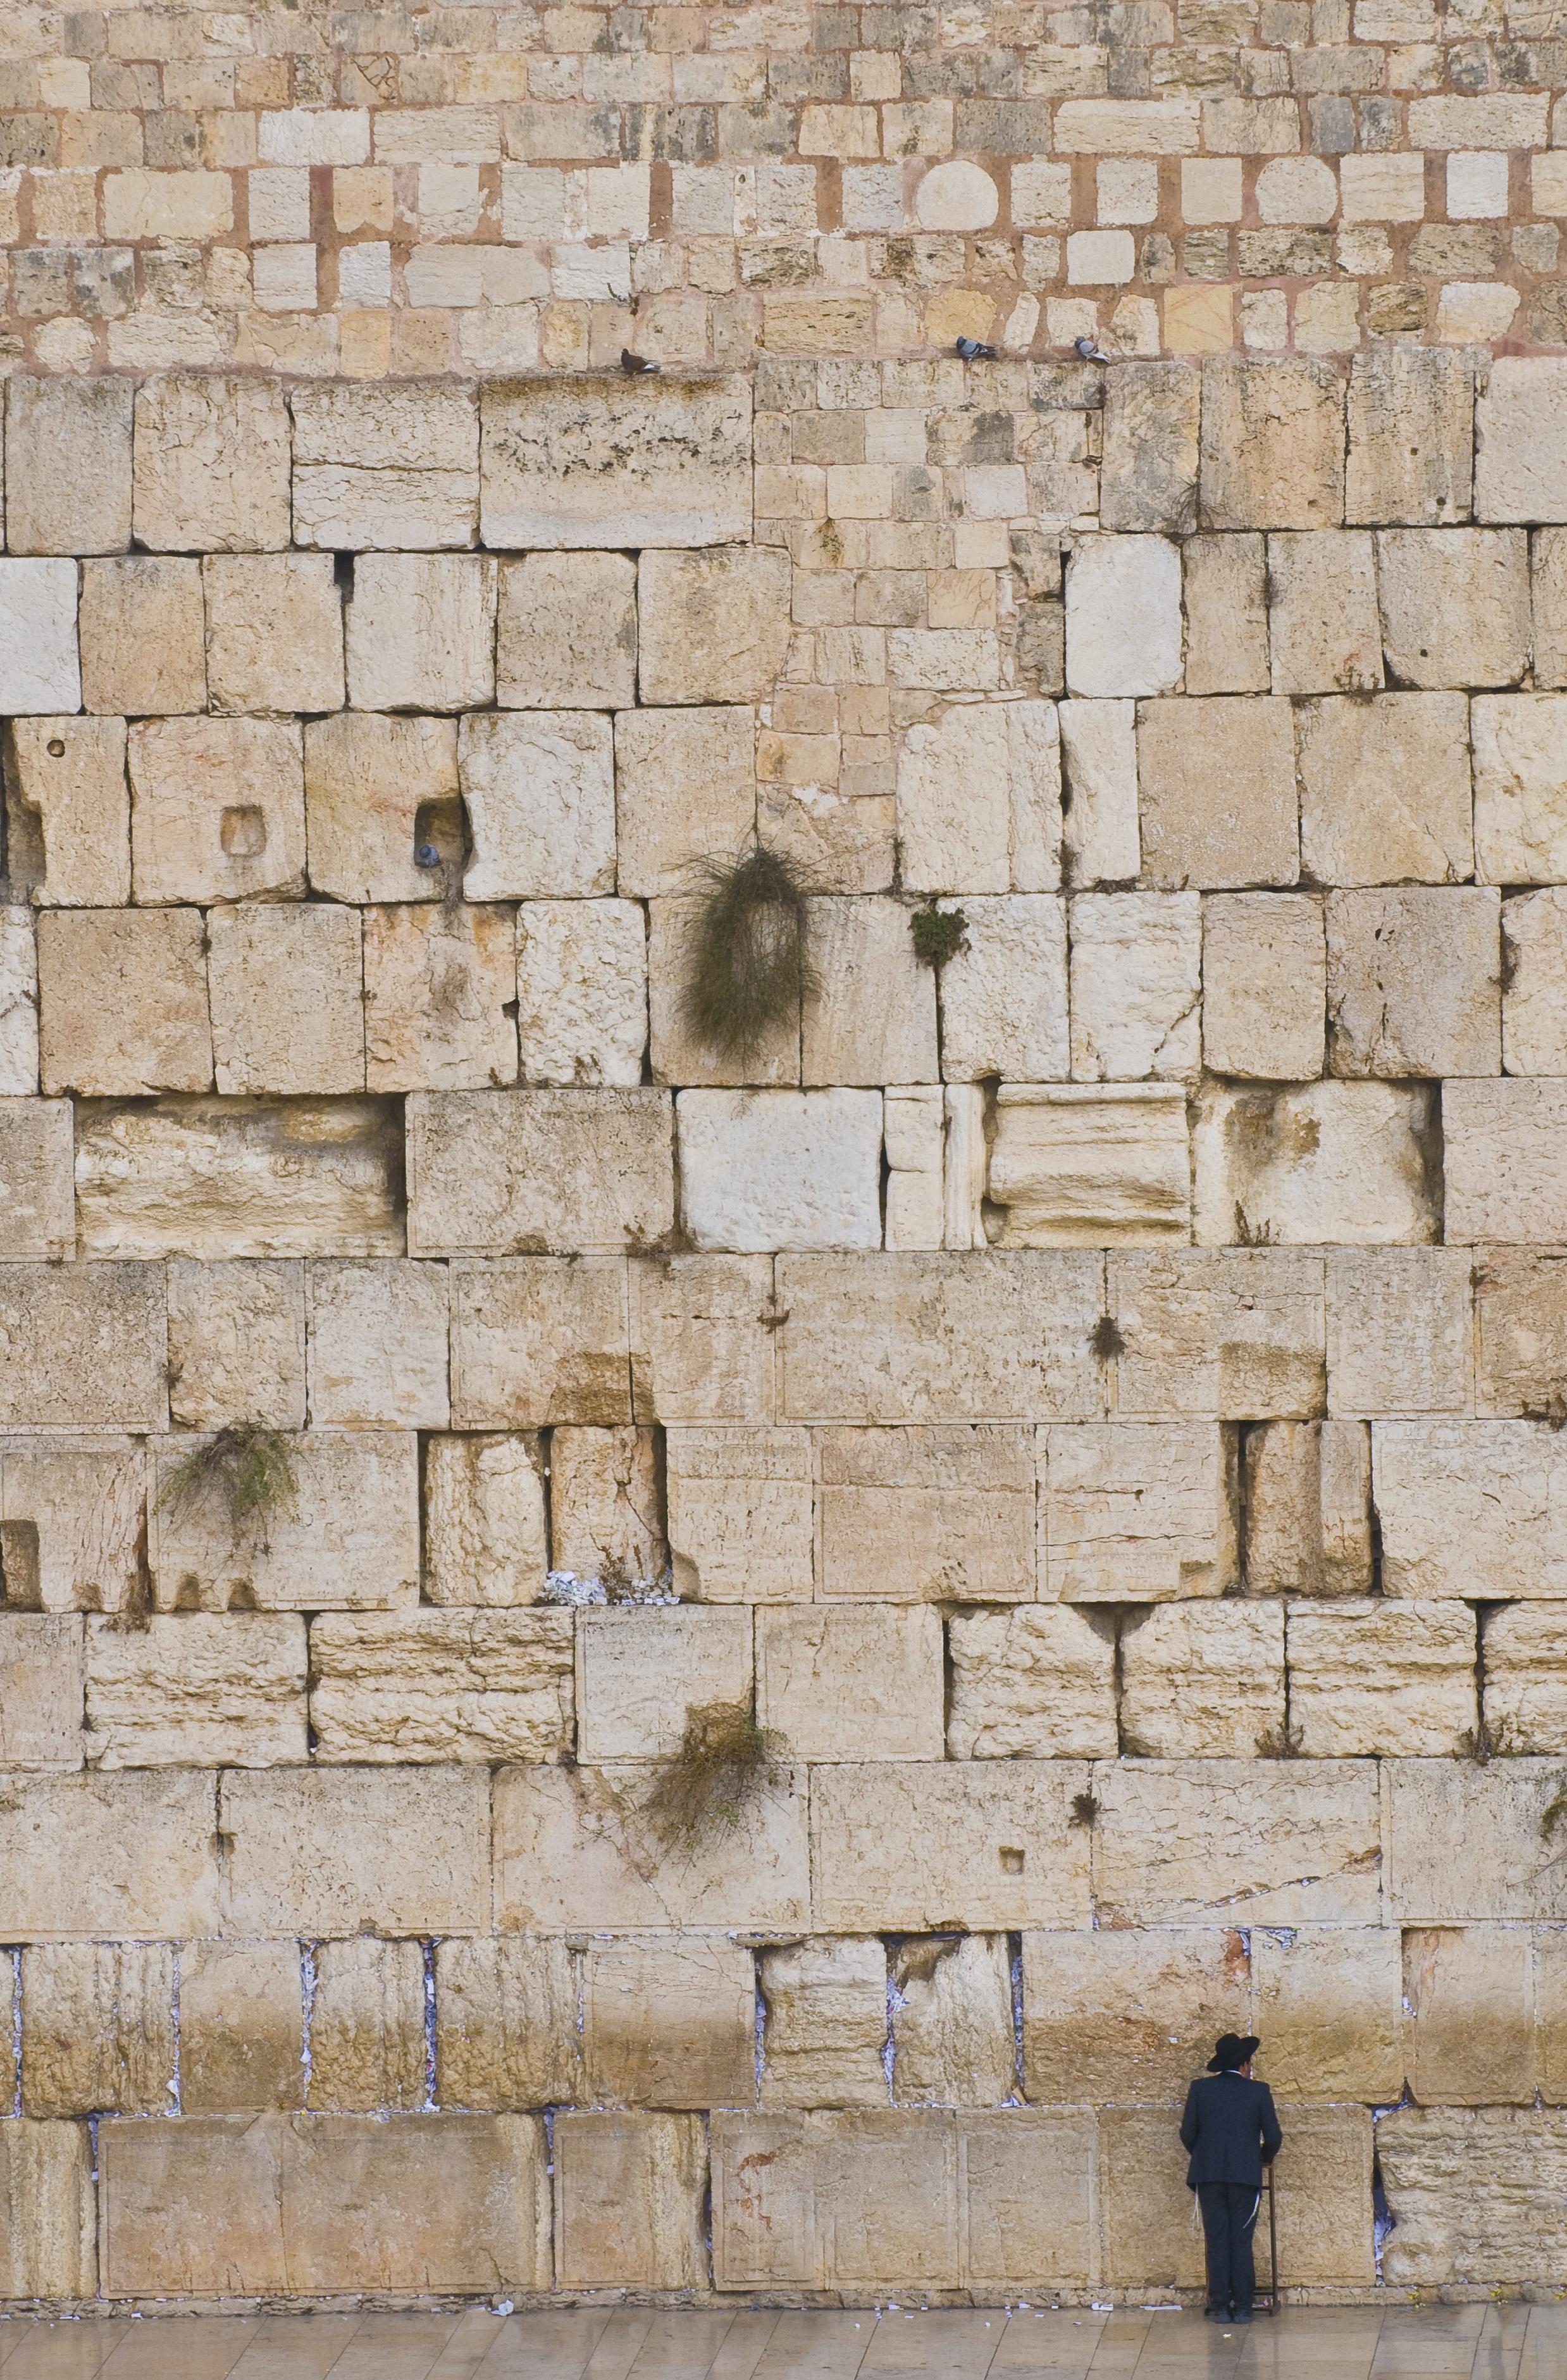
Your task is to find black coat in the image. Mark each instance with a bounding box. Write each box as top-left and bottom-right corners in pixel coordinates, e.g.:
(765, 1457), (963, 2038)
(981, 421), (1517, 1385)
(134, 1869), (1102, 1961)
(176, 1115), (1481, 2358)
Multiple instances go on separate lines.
(1179, 2071), (1283, 2188)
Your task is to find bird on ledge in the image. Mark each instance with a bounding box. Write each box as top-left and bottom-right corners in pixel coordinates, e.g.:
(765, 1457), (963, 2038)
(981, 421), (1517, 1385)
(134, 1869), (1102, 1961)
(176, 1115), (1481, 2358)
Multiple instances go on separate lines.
(1075, 334), (1112, 363)
(621, 348), (659, 374)
(954, 335), (997, 360)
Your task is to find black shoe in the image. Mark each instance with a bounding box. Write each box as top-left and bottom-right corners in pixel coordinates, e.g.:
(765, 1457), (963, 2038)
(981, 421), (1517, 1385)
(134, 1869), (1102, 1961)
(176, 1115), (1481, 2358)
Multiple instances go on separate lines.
(1204, 2307), (1229, 2321)
(1231, 2308), (1253, 2324)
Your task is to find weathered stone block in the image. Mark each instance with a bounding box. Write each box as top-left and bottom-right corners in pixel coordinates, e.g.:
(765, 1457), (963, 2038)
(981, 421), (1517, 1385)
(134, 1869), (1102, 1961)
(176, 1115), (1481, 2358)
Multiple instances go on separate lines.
(946, 1606), (1115, 1760)
(497, 551), (636, 710)
(1268, 2105), (1376, 2286)
(1377, 528), (1530, 689)
(0, 1267), (166, 1432)
(549, 1423), (664, 1587)
(408, 1088), (672, 1259)
(1404, 1925), (1535, 2106)
(311, 1610), (572, 1762)
(0, 1614), (80, 1769)
(1473, 695), (1567, 883)
(1297, 692), (1472, 886)
(896, 701), (1062, 895)
(6, 377), (132, 556)
(1476, 358), (1567, 525)
(614, 706), (756, 898)
(554, 2110), (707, 2289)
(1119, 1599), (1284, 1757)
(1201, 892), (1324, 1081)
(760, 1938), (887, 2111)
(129, 716), (306, 905)
(38, 907), (211, 1097)
(0, 906), (36, 1099)
(1387, 1758), (1567, 1922)
(576, 1604), (752, 1760)
(1375, 1419), (1567, 1598)
(304, 713), (461, 906)
(629, 1254), (775, 1429)
(221, 1766), (487, 1936)
(516, 899), (646, 1088)
(1200, 358), (1345, 530)
(290, 380), (478, 548)
(1099, 359), (1200, 533)
(0, 561), (78, 715)
(1484, 1602), (1567, 1754)
(1065, 533), (1182, 697)
(1041, 1421), (1237, 1600)
(1266, 529), (1382, 695)
(308, 1937), (425, 2114)
(1534, 529), (1567, 690)
(424, 1431), (547, 1609)
(209, 904), (364, 1097)
(1068, 892), (1201, 1080)
(1024, 1928), (1248, 2105)
(149, 1430), (418, 1612)
(757, 1604), (943, 1761)
(77, 1097), (402, 1261)
(1180, 533), (1270, 695)
(364, 902), (517, 1092)
(482, 375), (750, 548)
(1058, 697), (1139, 884)
(1194, 1080), (1439, 1247)
(665, 1427), (812, 1602)
(180, 1939), (303, 2115)
(812, 1760), (1091, 1931)
(84, 1612), (306, 1769)
(79, 556), (206, 718)
(1096, 2105), (1204, 2291)
(1136, 697), (1298, 889)
(584, 1934), (755, 2109)
(6, 718), (130, 909)
(435, 1936), (581, 2109)
(1242, 1419), (1375, 1597)
(1537, 1933), (1567, 2103)
(802, 899), (938, 1088)
(1289, 1599), (1477, 1757)
(306, 1259), (448, 1430)
(0, 2120), (96, 2298)
(452, 1257), (631, 1428)
(460, 711), (616, 900)
(1326, 887), (1499, 1079)
(891, 1933), (1013, 2107)
(0, 1436), (146, 1614)
(884, 1085), (943, 1252)
(0, 1099), (71, 1261)
(345, 554), (497, 712)
(1447, 1080), (1567, 1243)
(638, 546), (792, 706)
(1252, 1926), (1402, 2101)
(818, 1424), (1034, 1604)
(1378, 2107), (1567, 2286)
(132, 375), (291, 552)
(1346, 347), (1474, 526)
(938, 894), (1068, 1080)
(1096, 1760), (1382, 1926)
(166, 1260), (305, 1431)
(1503, 887), (1567, 1074)
(1325, 1249), (1471, 1417)
(202, 553), (345, 716)
(0, 1772), (219, 1938)
(678, 1089), (883, 1254)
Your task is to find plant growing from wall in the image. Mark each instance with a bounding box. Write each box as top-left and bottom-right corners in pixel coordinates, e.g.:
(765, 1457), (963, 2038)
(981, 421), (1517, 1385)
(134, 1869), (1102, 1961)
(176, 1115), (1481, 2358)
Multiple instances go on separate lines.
(157, 1425), (299, 1549)
(679, 845), (817, 1061)
(909, 902), (968, 969)
(647, 1699), (786, 1851)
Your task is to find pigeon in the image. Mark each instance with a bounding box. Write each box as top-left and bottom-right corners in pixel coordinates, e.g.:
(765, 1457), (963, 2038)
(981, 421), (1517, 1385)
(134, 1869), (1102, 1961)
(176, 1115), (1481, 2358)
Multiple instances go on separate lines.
(621, 347), (659, 374)
(1074, 334), (1112, 364)
(955, 335), (997, 361)
(414, 843), (442, 871)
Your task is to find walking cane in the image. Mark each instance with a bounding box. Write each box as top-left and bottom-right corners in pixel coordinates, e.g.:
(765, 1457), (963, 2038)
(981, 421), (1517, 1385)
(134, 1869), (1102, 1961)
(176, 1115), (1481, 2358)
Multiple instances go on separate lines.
(1263, 2168), (1280, 2314)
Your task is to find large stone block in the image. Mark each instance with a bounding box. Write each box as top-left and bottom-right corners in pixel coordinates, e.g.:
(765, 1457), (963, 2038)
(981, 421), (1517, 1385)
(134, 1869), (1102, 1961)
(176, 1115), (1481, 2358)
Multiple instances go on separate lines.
(548, 1423), (664, 1588)
(0, 1266), (166, 1431)
(38, 907), (211, 1097)
(208, 904), (364, 1097)
(129, 715), (306, 904)
(1476, 358), (1567, 525)
(132, 375), (291, 551)
(647, 894), (798, 1090)
(986, 1084), (1191, 1249)
(290, 380), (478, 549)
(1325, 887), (1499, 1079)
(1385, 1758), (1567, 1922)
(345, 554), (497, 712)
(1378, 2107), (1567, 2286)
(812, 1760), (1091, 1931)
(1404, 1924), (1535, 2106)
(1023, 1928), (1248, 2105)
(1325, 1249), (1470, 1417)
(459, 711), (616, 900)
(1058, 697), (1139, 885)
(757, 1605), (943, 1761)
(1376, 528), (1530, 690)
(424, 1431), (548, 1607)
(1095, 1760), (1382, 1927)
(1119, 1599), (1284, 1757)
(1099, 359), (1201, 534)
(451, 1257), (631, 1428)
(1484, 1602), (1567, 1754)
(629, 1253), (776, 1428)
(364, 901), (517, 1093)
(1375, 1419), (1567, 1598)
(779, 1252), (1103, 1423)
(554, 2111), (706, 2289)
(408, 1088), (672, 1257)
(890, 1933), (1013, 2107)
(516, 899), (646, 1088)
(1180, 533), (1270, 696)
(575, 1605), (753, 1760)
(1199, 358), (1345, 530)
(1265, 529), (1382, 695)
(76, 1097), (402, 1260)
(1446, 1080), (1567, 1243)
(1065, 533), (1182, 698)
(180, 1939), (303, 2114)
(802, 899), (938, 1088)
(0, 561), (78, 715)
(0, 1099), (71, 1262)
(0, 907), (36, 1098)
(1252, 1926), (1403, 2101)
(166, 1260), (306, 1430)
(482, 374), (750, 548)
(614, 706), (756, 898)
(6, 376), (132, 556)
(1346, 347), (1474, 527)
(202, 552), (346, 719)
(221, 1766), (488, 1935)
(1502, 887), (1567, 1074)
(0, 2120), (96, 2298)
(310, 1609), (573, 1762)
(665, 1427), (812, 1602)
(6, 716), (131, 909)
(1109, 1249), (1325, 1417)
(1269, 2105), (1375, 2286)
(1068, 894), (1199, 1081)
(584, 1933), (755, 2109)
(817, 1424), (1034, 1603)
(1241, 1419), (1374, 1597)
(896, 701), (1062, 896)
(149, 1430), (418, 1612)
(304, 713), (461, 906)
(78, 555), (206, 717)
(1136, 697), (1298, 890)
(0, 1436), (147, 1613)
(1297, 693), (1472, 887)
(20, 1941), (174, 2116)
(98, 2112), (549, 2295)
(678, 1089), (883, 1254)
(1041, 1421), (1237, 1600)
(1473, 694), (1567, 883)
(84, 1612), (306, 1768)
(0, 1614), (80, 1770)
(308, 1937), (425, 2114)
(1194, 1080), (1439, 1247)
(1096, 2106), (1203, 2291)
(947, 1606), (1115, 1759)
(306, 1259), (449, 1430)
(1201, 892), (1325, 1081)
(497, 551), (636, 710)
(638, 546), (792, 706)
(1287, 1599), (1477, 1757)
(435, 1936), (581, 2109)
(938, 894), (1069, 1080)
(0, 1772), (219, 1938)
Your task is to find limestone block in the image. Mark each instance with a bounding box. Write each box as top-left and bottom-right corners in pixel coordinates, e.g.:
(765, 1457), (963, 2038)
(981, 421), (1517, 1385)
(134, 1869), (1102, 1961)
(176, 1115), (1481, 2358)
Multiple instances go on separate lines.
(1043, 1422), (1237, 1604)
(208, 905), (364, 1097)
(144, 1270), (306, 1435)
(843, 1430), (1033, 1614)
(425, 1432), (547, 1608)
(1242, 1420), (1373, 1597)
(308, 1938), (425, 2114)
(938, 894), (1068, 1080)
(1023, 1928), (1249, 2104)
(1099, 359), (1201, 533)
(345, 554), (497, 713)
(38, 908), (210, 1097)
(180, 1939), (304, 2115)
(84, 1612), (306, 1768)
(497, 552), (636, 710)
(1485, 1603), (1567, 1753)
(221, 1766), (486, 1936)
(891, 1934), (1013, 2107)
(6, 718), (130, 907)
(1068, 892), (1201, 1080)
(760, 1937), (887, 2109)
(0, 1099), (70, 1262)
(1446, 1079), (1567, 1242)
(290, 380), (478, 549)
(1136, 697), (1298, 890)
(451, 1256), (632, 1428)
(129, 716), (306, 904)
(1266, 530), (1383, 695)
(811, 1760), (1092, 1931)
(1201, 894), (1323, 1081)
(802, 899), (938, 1088)
(757, 1605), (943, 1761)
(678, 1089), (882, 1254)
(410, 1088), (671, 1259)
(435, 1936), (581, 2109)
(149, 1431), (418, 1612)
(1386, 1758), (1567, 1922)
(1376, 1419), (1567, 1600)
(493, 1759), (809, 1931)
(1268, 2104), (1376, 2286)
(304, 713), (461, 906)
(6, 377), (131, 556)
(0, 561), (78, 714)
(202, 554), (345, 716)
(75, 1097), (402, 1261)
(1377, 528), (1529, 690)
(630, 1253), (776, 1428)
(1326, 887), (1499, 1080)
(779, 1250), (1103, 1424)
(1180, 533), (1270, 695)
(0, 1266), (166, 1433)
(0, 1772), (219, 1938)
(1535, 529), (1567, 690)
(1346, 348), (1473, 527)
(132, 375), (291, 551)
(98, 2111), (550, 2296)
(482, 374), (750, 548)
(1194, 1080), (1439, 1247)
(0, 1436), (146, 1612)
(1096, 2106), (1203, 2291)
(550, 1423), (664, 1586)
(1064, 534), (1182, 697)
(895, 701), (1062, 895)
(946, 1607), (1116, 1759)
(1199, 358), (1345, 530)
(1095, 1760), (1382, 1926)
(1288, 1599), (1477, 1757)
(884, 1085), (944, 1252)
(1378, 2106), (1567, 2287)
(576, 1604), (753, 1760)
(1119, 1600), (1284, 1757)
(1504, 888), (1567, 1073)
(614, 706), (756, 897)
(460, 711), (616, 900)
(1473, 695), (1567, 883)
(665, 1428), (813, 1603)
(516, 899), (646, 1089)
(313, 1608), (574, 1762)
(1404, 1924), (1534, 2105)
(24, 1942), (172, 2121)
(1297, 692), (1472, 886)
(0, 1613), (79, 1769)
(364, 902), (517, 1093)
(1058, 699), (1139, 887)
(638, 547), (791, 707)
(0, 907), (37, 1098)
(647, 895), (799, 1090)
(584, 1934), (755, 2109)
(1326, 1249), (1470, 1419)
(78, 556), (206, 717)
(554, 2110), (707, 2289)
(0, 2119), (94, 2298)
(1476, 358), (1567, 525)
(1251, 1926), (1401, 2100)
(306, 1260), (449, 1431)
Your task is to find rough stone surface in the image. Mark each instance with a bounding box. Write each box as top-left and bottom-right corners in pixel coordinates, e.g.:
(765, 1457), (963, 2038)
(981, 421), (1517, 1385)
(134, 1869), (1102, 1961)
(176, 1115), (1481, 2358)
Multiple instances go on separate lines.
(1041, 1421), (1237, 1600)
(938, 895), (1068, 1081)
(497, 551), (637, 709)
(1297, 694), (1473, 887)
(665, 1427), (814, 1604)
(78, 556), (206, 718)
(678, 1090), (883, 1254)
(460, 711), (616, 900)
(1069, 892), (1201, 1080)
(307, 1937), (426, 2114)
(1242, 1419), (1375, 1597)
(1194, 1080), (1439, 1248)
(1200, 359), (1345, 530)
(407, 1087), (673, 1257)
(759, 1937), (888, 2110)
(1473, 695), (1567, 882)
(149, 1430), (418, 1612)
(1136, 697), (1298, 890)
(1484, 1601), (1567, 1753)
(896, 701), (1062, 896)
(435, 1937), (581, 2110)
(424, 1431), (548, 1607)
(1202, 894), (1326, 1080)
(1446, 1080), (1567, 1243)
(553, 2112), (707, 2290)
(575, 1604), (753, 1760)
(1251, 1927), (1403, 2102)
(1325, 888), (1501, 1078)
(516, 900), (648, 1088)
(1346, 347), (1474, 526)
(290, 380), (478, 549)
(481, 376), (751, 548)
(208, 905), (364, 1097)
(817, 1424), (1035, 1602)
(20, 1941), (175, 2116)
(891, 1933), (1014, 2107)
(179, 1939), (304, 2115)
(129, 716), (306, 905)
(1378, 2108), (1567, 2286)
(364, 902), (517, 1093)
(310, 1611), (573, 1762)
(1377, 528), (1530, 688)
(1065, 535), (1182, 697)
(203, 553), (346, 715)
(1095, 1760), (1382, 1927)
(583, 1935), (755, 2110)
(638, 547), (792, 706)
(6, 718), (132, 909)
(1267, 530), (1383, 695)
(345, 554), (497, 713)
(1374, 1419), (1567, 1599)
(810, 1762), (1092, 1931)
(757, 1604), (944, 1761)
(304, 713), (461, 906)
(1287, 1599), (1478, 1756)
(84, 1614), (306, 1769)
(1023, 1929), (1249, 2105)
(1118, 1598), (1285, 1757)
(946, 1606), (1118, 1758)
(39, 907), (211, 1097)
(131, 377), (291, 553)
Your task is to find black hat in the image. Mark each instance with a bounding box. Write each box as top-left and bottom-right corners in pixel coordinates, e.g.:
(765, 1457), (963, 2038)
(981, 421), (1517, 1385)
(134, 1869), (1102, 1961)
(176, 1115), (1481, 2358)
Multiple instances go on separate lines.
(1208, 2033), (1260, 2072)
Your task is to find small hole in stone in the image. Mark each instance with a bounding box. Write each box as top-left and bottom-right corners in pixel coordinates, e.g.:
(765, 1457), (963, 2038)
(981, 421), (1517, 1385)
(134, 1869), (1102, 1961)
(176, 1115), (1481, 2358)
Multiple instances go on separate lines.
(46, 738), (65, 758)
(999, 1845), (1025, 1874)
(414, 794), (469, 876)
(221, 804), (267, 857)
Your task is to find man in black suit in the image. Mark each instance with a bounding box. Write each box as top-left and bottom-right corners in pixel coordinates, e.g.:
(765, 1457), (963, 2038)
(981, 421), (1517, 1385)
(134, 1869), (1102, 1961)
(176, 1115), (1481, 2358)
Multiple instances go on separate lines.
(1179, 2032), (1283, 2324)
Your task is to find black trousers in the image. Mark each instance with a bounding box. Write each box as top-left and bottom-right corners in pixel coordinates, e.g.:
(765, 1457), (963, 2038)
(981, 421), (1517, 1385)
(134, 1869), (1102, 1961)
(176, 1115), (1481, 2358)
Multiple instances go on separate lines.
(1197, 2181), (1260, 2312)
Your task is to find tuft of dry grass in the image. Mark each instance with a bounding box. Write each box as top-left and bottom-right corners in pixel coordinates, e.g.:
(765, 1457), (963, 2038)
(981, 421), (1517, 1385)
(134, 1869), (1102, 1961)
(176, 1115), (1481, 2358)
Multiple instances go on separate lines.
(645, 1700), (786, 1851)
(157, 1426), (299, 1547)
(679, 846), (817, 1061)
